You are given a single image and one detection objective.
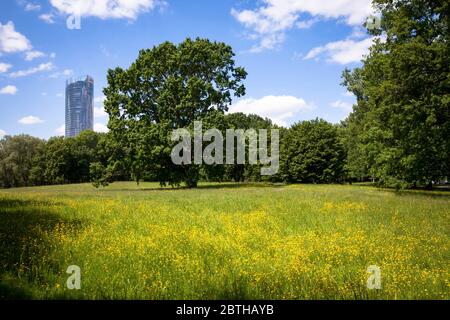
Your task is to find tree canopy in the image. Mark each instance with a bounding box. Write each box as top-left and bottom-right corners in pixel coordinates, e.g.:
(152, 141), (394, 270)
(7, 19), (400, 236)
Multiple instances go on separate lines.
(104, 38), (247, 187)
(280, 119), (346, 183)
(342, 0), (450, 188)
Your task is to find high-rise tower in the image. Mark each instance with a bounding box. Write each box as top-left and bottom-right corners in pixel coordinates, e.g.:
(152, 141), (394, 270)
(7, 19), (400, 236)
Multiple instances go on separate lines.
(65, 76), (94, 137)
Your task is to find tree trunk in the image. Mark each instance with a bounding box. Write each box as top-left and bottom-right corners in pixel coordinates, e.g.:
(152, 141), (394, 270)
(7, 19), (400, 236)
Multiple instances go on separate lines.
(185, 178), (197, 188)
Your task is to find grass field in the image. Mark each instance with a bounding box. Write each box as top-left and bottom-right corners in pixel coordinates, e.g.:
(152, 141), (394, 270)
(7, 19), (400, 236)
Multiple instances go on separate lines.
(0, 182), (449, 300)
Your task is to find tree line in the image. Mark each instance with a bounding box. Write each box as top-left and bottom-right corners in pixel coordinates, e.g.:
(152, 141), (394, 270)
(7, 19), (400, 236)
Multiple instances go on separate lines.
(1, 0), (448, 189)
(0, 115), (346, 188)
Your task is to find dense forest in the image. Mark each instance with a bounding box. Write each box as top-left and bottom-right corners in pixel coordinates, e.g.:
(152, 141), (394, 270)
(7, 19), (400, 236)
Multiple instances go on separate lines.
(0, 0), (448, 190)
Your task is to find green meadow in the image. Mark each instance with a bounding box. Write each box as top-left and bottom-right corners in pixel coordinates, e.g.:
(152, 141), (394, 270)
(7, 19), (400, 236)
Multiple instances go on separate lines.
(0, 182), (449, 300)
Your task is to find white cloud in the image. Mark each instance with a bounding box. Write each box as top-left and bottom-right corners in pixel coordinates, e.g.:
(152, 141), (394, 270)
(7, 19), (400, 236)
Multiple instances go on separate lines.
(232, 0), (374, 51)
(0, 21), (32, 53)
(25, 50), (45, 61)
(39, 14), (55, 24)
(296, 17), (320, 29)
(0, 62), (12, 73)
(49, 69), (74, 78)
(0, 85), (18, 95)
(350, 26), (368, 39)
(19, 116), (44, 125)
(56, 93), (63, 97)
(55, 124), (65, 136)
(94, 96), (108, 119)
(10, 62), (54, 78)
(49, 0), (163, 20)
(94, 95), (105, 104)
(229, 95), (314, 126)
(0, 129), (6, 139)
(331, 100), (353, 112)
(304, 38), (373, 64)
(250, 33), (286, 53)
(94, 107), (108, 118)
(94, 123), (109, 133)
(25, 3), (41, 11)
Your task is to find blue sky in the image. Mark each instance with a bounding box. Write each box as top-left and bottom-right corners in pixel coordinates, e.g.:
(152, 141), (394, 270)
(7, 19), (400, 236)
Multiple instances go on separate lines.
(0, 0), (376, 139)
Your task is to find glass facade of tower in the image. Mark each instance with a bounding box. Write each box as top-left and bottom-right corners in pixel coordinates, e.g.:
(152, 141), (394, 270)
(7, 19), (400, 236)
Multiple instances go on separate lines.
(65, 76), (94, 137)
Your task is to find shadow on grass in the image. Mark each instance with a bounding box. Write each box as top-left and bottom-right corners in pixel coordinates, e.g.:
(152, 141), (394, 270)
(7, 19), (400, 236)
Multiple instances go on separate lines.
(101, 182), (287, 193)
(0, 282), (33, 300)
(0, 198), (84, 300)
(352, 183), (450, 200)
(392, 189), (450, 200)
(197, 183), (286, 190)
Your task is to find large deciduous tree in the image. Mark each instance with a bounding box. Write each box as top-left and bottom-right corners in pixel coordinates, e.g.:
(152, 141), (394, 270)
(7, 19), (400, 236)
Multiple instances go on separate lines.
(343, 0), (450, 188)
(103, 38), (247, 187)
(280, 119), (346, 183)
(224, 113), (275, 182)
(0, 135), (44, 188)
